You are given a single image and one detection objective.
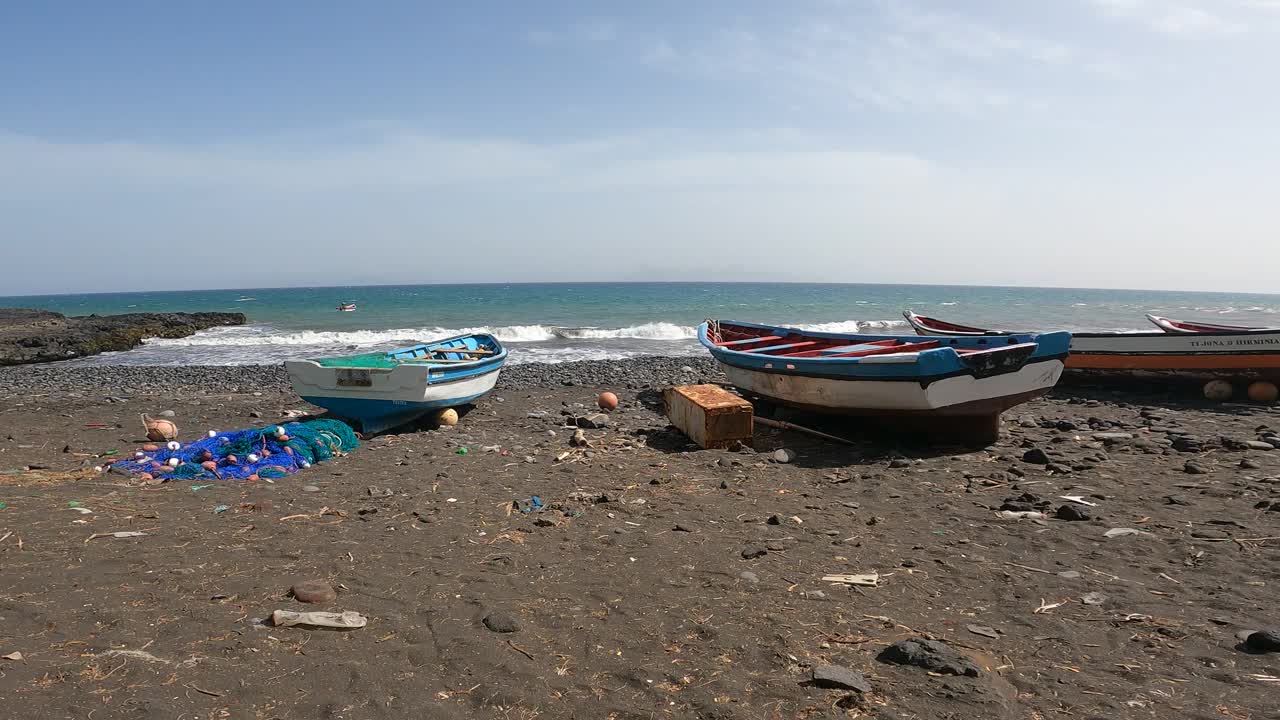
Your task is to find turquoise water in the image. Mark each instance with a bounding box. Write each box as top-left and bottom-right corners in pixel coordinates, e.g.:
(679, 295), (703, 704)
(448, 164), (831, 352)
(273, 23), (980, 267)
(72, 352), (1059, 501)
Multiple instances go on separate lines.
(3, 282), (1278, 365)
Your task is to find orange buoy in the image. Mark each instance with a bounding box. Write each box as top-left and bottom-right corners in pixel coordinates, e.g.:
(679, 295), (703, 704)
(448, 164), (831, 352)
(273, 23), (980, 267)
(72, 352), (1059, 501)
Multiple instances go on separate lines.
(598, 391), (619, 411)
(1248, 381), (1279, 403)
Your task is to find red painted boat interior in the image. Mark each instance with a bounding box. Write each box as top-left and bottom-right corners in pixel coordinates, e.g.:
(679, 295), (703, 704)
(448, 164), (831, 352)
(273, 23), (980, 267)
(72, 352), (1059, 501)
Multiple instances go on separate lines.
(711, 324), (988, 358)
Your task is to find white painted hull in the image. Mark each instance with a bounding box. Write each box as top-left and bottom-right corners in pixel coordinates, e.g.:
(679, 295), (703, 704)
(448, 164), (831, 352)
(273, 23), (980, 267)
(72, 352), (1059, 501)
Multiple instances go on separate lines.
(1070, 332), (1280, 354)
(285, 361), (500, 405)
(718, 358), (1064, 415)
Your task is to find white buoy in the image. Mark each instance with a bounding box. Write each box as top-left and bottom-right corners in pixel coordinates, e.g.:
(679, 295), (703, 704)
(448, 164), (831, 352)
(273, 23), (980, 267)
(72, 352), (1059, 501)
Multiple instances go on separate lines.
(208, 430), (218, 438)
(93, 465), (103, 473)
(167, 441), (181, 451)
(274, 425), (286, 437)
(167, 458), (181, 467)
(301, 461), (311, 469)
(134, 451), (146, 459)
(247, 453), (260, 463)
(1203, 380), (1233, 402)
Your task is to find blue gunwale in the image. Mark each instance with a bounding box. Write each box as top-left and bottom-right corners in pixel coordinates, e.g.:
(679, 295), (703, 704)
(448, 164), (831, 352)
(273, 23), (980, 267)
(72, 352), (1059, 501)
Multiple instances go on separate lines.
(699, 320), (1071, 382)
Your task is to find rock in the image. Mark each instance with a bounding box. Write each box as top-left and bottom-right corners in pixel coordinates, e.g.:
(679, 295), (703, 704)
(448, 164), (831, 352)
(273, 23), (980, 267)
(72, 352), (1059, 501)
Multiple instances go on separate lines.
(673, 523), (693, 532)
(965, 624), (1000, 639)
(0, 309), (245, 367)
(1184, 461), (1209, 474)
(1055, 420), (1077, 431)
(576, 414), (610, 429)
(1057, 570), (1081, 579)
(741, 545), (767, 559)
(1244, 630), (1280, 653)
(291, 580), (337, 604)
(249, 410), (263, 419)
(811, 665), (871, 693)
(1045, 462), (1073, 474)
(1055, 504), (1091, 521)
(1000, 492), (1050, 513)
(766, 514), (782, 525)
(1163, 495), (1190, 506)
(772, 449), (796, 464)
(158, 409), (176, 418)
(1172, 436), (1204, 453)
(1093, 432), (1132, 443)
(1241, 458), (1263, 470)
(877, 637), (980, 677)
(738, 571), (759, 584)
(1081, 592), (1107, 605)
(1246, 441), (1274, 451)
(888, 458), (911, 469)
(482, 612), (520, 633)
(301, 485), (321, 493)
(1022, 448), (1050, 465)
(1191, 529), (1231, 540)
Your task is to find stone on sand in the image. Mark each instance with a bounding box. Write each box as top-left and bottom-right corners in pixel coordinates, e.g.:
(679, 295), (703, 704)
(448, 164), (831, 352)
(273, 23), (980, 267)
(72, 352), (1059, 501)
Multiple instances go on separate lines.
(291, 580), (337, 604)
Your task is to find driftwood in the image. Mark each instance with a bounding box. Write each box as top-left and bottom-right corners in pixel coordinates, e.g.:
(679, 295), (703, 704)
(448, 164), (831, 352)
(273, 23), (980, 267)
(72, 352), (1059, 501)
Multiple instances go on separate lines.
(753, 416), (857, 446)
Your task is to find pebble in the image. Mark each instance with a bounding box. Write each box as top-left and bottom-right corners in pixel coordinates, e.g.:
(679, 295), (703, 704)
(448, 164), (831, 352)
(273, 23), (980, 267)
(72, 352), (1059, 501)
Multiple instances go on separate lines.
(482, 612), (520, 633)
(302, 485), (321, 493)
(1081, 592), (1107, 606)
(291, 580), (337, 604)
(772, 449), (796, 464)
(1241, 458), (1262, 469)
(1055, 504), (1091, 521)
(811, 664), (871, 693)
(738, 571), (760, 584)
(158, 409), (176, 418)
(888, 458), (911, 468)
(1184, 461), (1209, 474)
(1092, 432), (1132, 442)
(1246, 441), (1274, 451)
(1245, 630), (1280, 653)
(1022, 448), (1050, 465)
(741, 545), (767, 559)
(1057, 570), (1081, 579)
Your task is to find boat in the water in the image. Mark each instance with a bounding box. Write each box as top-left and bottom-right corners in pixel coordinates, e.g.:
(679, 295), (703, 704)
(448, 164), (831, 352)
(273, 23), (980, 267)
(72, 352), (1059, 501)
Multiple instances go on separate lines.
(904, 311), (1280, 381)
(336, 302), (357, 312)
(699, 320), (1070, 443)
(285, 333), (506, 434)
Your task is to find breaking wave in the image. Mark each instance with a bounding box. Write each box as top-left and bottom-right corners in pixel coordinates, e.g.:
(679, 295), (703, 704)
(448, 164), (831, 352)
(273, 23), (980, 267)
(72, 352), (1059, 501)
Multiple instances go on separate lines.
(145, 322), (699, 348)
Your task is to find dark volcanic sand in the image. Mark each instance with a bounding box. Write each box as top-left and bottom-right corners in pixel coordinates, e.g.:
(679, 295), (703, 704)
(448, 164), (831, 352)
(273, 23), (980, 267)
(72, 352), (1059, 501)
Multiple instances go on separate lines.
(1, 360), (1279, 719)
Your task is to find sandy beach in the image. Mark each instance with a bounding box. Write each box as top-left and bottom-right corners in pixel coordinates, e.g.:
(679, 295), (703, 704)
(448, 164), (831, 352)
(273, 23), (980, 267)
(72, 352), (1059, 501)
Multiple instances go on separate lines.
(1, 359), (1278, 719)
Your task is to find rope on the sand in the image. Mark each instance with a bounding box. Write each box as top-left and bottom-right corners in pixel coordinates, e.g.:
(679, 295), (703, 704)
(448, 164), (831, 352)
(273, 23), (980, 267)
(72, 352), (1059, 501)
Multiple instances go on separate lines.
(108, 419), (358, 482)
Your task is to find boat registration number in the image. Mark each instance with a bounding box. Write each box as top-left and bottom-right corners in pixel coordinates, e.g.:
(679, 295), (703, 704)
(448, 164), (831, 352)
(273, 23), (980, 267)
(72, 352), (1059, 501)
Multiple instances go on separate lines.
(336, 369), (372, 387)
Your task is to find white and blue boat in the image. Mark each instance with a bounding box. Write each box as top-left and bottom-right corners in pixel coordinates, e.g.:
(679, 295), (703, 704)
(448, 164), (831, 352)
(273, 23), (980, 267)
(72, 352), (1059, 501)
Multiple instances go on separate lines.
(285, 333), (507, 434)
(699, 320), (1070, 443)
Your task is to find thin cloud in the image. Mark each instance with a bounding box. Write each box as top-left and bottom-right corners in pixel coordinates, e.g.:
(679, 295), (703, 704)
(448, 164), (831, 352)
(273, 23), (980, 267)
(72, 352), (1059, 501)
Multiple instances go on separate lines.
(1087, 0), (1278, 35)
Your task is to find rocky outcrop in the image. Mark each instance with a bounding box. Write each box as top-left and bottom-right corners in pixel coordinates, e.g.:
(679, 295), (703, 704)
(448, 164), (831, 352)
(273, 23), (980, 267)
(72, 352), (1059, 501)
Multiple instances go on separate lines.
(0, 308), (245, 366)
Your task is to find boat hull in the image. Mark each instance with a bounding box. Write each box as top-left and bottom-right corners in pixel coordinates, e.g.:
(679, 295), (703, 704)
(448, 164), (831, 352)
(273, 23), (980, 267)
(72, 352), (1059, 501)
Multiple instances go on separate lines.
(286, 361), (501, 434)
(904, 312), (1280, 381)
(717, 357), (1064, 417)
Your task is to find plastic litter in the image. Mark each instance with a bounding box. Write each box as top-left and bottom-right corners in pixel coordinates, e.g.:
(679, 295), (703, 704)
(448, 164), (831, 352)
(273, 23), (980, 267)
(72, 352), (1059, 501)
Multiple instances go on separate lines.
(271, 609), (367, 629)
(513, 496), (544, 513)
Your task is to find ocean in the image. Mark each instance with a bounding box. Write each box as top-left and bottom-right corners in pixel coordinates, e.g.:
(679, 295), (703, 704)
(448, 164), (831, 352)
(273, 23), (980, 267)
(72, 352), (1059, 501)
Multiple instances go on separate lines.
(4, 283), (1279, 366)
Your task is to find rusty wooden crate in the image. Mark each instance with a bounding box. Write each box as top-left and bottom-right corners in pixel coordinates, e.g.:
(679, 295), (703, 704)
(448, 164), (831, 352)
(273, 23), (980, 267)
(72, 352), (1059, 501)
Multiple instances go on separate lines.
(663, 384), (754, 449)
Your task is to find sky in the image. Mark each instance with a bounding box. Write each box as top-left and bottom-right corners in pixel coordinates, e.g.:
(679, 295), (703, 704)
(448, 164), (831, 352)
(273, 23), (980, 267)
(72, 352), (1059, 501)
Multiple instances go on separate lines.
(1, 0), (1278, 295)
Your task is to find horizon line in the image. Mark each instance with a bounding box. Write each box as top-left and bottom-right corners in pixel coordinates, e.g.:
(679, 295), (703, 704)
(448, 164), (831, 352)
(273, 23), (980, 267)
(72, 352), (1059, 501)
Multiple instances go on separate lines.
(2, 279), (1278, 301)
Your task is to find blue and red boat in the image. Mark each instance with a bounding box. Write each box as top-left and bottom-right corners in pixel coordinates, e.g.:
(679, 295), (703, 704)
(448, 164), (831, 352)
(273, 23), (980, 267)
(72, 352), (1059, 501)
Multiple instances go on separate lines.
(699, 320), (1071, 443)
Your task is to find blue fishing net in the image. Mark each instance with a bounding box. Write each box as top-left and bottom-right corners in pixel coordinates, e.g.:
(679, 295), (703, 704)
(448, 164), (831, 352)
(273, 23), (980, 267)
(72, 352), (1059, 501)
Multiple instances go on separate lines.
(108, 419), (358, 482)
